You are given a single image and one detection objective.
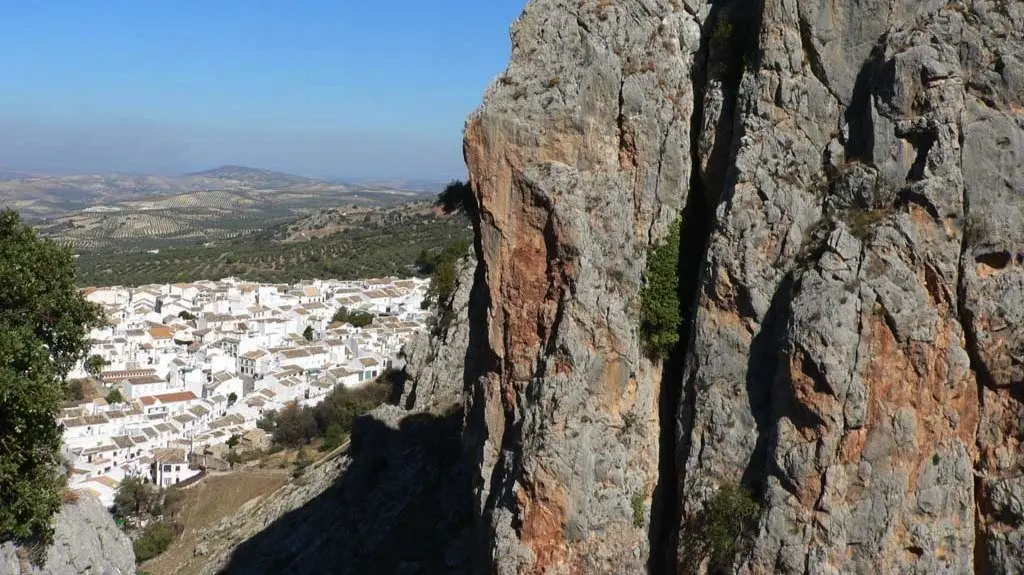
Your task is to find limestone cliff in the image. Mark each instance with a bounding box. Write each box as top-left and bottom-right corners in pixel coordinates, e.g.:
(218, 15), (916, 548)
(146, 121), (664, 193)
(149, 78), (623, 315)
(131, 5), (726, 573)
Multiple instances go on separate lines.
(0, 494), (135, 575)
(459, 0), (1024, 573)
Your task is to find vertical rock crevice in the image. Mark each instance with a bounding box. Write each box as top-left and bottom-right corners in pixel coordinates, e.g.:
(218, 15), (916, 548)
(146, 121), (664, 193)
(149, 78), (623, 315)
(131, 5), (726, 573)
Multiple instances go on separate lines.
(651, 2), (768, 573)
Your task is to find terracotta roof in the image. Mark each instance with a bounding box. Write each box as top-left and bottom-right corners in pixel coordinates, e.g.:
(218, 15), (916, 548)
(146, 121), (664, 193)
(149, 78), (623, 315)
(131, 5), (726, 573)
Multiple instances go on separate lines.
(153, 391), (198, 404)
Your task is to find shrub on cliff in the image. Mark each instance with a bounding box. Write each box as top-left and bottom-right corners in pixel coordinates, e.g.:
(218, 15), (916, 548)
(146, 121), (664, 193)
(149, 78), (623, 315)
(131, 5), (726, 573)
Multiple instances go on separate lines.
(640, 219), (682, 358)
(702, 483), (761, 573)
(0, 209), (103, 545)
(419, 239), (471, 333)
(435, 179), (476, 216)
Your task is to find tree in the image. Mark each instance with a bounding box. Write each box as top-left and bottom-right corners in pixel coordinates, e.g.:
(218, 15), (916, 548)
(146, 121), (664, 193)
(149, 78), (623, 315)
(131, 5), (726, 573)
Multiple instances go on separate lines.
(330, 307), (373, 328)
(112, 477), (159, 523)
(320, 423), (345, 452)
(105, 388), (124, 405)
(272, 404), (318, 447)
(177, 310), (196, 321)
(292, 449), (312, 478)
(640, 219), (682, 358)
(435, 180), (476, 216)
(84, 354), (108, 378)
(225, 450), (243, 469)
(65, 380), (86, 403)
(227, 392), (238, 406)
(302, 325), (314, 342)
(256, 410), (277, 432)
(0, 209), (103, 544)
(226, 434), (240, 449)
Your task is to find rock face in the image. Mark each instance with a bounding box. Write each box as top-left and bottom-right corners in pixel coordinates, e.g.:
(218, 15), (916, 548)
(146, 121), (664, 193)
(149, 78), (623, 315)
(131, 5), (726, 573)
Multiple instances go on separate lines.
(456, 0), (1024, 573)
(400, 255), (479, 412)
(194, 0), (1023, 573)
(0, 494), (135, 575)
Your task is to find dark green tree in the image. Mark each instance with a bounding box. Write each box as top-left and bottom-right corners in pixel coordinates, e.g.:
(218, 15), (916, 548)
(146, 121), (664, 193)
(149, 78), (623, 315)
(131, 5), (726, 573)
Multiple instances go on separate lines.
(330, 307), (373, 328)
(0, 209), (103, 544)
(226, 434), (240, 449)
(105, 388), (124, 404)
(435, 180), (476, 216)
(302, 325), (314, 342)
(225, 450), (243, 469)
(112, 477), (159, 523)
(83, 354), (108, 378)
(227, 392), (238, 406)
(320, 423), (345, 452)
(639, 219), (682, 358)
(132, 521), (177, 563)
(65, 380), (86, 403)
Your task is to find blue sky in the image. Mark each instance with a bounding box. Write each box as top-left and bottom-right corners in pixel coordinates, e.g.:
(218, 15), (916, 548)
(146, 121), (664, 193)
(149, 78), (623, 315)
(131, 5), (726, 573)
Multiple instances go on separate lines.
(0, 1), (524, 180)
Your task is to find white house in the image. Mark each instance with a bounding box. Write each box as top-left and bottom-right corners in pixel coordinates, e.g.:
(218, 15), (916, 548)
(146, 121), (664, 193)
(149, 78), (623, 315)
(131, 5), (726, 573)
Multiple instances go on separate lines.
(150, 448), (201, 487)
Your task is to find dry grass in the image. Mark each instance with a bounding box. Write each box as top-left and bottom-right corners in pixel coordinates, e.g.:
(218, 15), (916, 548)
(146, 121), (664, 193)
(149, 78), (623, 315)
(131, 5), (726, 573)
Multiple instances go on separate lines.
(140, 471), (289, 575)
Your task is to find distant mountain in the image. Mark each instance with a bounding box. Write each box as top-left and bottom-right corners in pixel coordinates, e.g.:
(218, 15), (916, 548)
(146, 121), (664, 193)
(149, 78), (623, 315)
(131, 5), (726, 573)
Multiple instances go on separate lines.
(186, 165), (326, 189)
(335, 178), (452, 193)
(0, 165), (434, 222)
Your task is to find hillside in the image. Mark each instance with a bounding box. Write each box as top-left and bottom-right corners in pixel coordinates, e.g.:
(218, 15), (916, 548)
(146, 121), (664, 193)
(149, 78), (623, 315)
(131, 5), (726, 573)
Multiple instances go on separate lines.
(73, 204), (471, 287)
(1, 165), (429, 222)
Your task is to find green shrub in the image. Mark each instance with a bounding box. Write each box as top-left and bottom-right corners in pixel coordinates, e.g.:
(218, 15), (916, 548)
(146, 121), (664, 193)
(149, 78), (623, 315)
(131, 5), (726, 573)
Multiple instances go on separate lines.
(132, 521), (177, 563)
(420, 239), (471, 333)
(640, 219), (682, 358)
(105, 388), (124, 404)
(631, 490), (645, 528)
(702, 483), (761, 573)
(292, 450), (312, 479)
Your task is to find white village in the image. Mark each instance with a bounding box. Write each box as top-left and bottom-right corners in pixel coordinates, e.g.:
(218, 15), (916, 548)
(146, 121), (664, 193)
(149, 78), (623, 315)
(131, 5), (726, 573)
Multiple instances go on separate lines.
(58, 275), (432, 507)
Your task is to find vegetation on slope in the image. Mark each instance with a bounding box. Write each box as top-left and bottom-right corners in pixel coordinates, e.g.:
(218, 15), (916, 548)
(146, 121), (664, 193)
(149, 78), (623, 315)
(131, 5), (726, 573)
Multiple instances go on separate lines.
(74, 211), (472, 287)
(0, 209), (103, 545)
(257, 375), (395, 449)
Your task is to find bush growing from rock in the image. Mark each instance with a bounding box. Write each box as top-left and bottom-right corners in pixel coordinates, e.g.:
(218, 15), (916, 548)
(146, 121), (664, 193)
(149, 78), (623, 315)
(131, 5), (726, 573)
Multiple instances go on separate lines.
(640, 219), (682, 358)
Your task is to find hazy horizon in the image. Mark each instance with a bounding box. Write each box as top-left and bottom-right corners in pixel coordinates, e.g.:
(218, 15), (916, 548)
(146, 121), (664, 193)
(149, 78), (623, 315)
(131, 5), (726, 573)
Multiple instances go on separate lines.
(0, 1), (524, 181)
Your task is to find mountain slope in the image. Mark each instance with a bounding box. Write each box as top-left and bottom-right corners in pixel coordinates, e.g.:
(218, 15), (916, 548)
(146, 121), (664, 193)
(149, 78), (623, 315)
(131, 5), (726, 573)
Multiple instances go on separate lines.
(185, 166), (325, 189)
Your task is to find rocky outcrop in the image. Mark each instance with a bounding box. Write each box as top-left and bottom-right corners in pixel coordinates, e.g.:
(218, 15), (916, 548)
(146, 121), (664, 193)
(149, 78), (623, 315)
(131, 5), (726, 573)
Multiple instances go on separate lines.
(0, 494), (135, 575)
(462, 1), (701, 572)
(457, 0), (1024, 573)
(400, 255), (478, 411)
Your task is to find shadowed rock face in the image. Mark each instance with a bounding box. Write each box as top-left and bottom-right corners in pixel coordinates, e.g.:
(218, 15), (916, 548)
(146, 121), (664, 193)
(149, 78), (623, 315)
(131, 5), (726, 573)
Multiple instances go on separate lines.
(191, 1), (1023, 573)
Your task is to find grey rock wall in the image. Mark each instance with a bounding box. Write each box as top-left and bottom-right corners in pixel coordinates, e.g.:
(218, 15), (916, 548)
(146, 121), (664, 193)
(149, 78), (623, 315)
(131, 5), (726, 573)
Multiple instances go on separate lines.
(0, 494), (135, 575)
